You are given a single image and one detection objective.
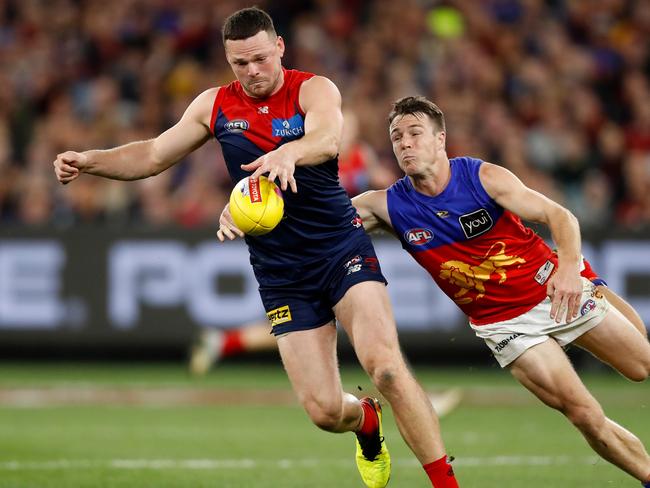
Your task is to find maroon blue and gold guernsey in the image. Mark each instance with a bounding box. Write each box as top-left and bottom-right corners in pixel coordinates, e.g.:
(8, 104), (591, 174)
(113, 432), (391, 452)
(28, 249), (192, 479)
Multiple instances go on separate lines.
(209, 68), (366, 282)
(387, 157), (556, 325)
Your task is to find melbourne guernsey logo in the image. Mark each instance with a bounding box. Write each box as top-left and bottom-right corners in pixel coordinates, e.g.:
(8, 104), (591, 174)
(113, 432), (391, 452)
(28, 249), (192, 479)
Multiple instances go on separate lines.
(272, 114), (305, 138)
(459, 208), (493, 239)
(224, 119), (249, 133)
(404, 228), (433, 245)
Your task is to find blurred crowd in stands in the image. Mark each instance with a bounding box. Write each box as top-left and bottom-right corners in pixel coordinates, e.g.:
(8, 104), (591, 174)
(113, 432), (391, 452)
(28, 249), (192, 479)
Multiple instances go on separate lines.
(0, 0), (649, 231)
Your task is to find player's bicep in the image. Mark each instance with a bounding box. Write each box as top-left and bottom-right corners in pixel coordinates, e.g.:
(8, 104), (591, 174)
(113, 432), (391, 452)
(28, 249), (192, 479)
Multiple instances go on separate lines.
(151, 89), (216, 173)
(479, 162), (557, 224)
(300, 77), (343, 143)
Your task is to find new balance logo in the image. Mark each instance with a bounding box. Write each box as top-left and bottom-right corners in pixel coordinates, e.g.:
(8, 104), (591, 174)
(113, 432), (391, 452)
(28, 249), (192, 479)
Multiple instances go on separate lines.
(258, 106), (269, 114)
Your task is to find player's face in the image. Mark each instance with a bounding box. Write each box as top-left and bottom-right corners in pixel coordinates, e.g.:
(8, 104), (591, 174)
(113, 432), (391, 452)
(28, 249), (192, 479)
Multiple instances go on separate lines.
(389, 113), (446, 176)
(225, 30), (285, 98)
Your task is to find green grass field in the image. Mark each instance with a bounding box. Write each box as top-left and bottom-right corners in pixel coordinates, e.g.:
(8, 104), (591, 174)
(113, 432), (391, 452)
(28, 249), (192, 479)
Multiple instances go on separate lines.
(0, 362), (648, 487)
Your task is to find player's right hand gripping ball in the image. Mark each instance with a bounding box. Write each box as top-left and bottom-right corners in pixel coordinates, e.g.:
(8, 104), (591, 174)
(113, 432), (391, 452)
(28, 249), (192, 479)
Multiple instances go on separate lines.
(229, 176), (284, 236)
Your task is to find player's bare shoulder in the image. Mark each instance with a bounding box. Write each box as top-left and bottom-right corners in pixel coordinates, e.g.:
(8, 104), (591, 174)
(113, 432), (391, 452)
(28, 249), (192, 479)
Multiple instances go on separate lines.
(299, 76), (341, 110)
(478, 161), (518, 199)
(478, 161), (503, 184)
(184, 87), (221, 129)
(301, 75), (339, 92)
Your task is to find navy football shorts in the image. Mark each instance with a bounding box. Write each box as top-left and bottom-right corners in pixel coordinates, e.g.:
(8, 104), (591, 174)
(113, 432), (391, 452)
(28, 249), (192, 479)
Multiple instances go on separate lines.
(256, 237), (387, 336)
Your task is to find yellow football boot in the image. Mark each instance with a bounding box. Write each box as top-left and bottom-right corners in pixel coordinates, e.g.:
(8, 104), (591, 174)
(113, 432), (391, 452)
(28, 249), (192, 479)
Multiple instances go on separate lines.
(355, 397), (391, 488)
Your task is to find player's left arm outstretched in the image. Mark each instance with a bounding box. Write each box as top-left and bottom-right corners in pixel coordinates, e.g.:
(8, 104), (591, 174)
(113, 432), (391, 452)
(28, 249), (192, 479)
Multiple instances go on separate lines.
(479, 163), (582, 323)
(351, 190), (395, 235)
(241, 76), (344, 192)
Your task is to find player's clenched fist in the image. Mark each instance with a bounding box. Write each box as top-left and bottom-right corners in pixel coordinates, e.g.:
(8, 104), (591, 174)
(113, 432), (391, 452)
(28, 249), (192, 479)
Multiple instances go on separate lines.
(53, 151), (86, 184)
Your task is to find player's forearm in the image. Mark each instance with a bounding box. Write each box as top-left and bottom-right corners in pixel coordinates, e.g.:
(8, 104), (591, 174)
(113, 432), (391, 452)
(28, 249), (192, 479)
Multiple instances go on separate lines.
(548, 207), (582, 270)
(282, 130), (339, 167)
(351, 191), (395, 236)
(351, 192), (378, 231)
(83, 140), (162, 180)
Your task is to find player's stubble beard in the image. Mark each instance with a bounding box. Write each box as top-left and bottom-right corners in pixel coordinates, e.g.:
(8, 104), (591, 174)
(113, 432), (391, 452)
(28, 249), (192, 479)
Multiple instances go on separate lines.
(246, 66), (282, 98)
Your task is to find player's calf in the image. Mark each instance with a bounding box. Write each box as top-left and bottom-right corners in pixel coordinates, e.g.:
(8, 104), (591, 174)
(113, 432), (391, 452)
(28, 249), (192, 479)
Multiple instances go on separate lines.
(302, 396), (345, 432)
(562, 401), (606, 439)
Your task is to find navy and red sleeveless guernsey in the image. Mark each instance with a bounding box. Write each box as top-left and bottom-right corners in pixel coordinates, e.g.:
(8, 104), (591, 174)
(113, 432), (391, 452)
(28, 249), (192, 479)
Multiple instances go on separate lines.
(387, 157), (556, 325)
(210, 68), (364, 274)
(210, 68), (385, 334)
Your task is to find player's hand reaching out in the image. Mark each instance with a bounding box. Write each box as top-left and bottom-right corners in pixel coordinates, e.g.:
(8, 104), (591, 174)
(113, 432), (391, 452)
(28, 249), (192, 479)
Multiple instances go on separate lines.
(53, 151), (87, 184)
(241, 149), (297, 193)
(547, 266), (582, 323)
(216, 203), (245, 242)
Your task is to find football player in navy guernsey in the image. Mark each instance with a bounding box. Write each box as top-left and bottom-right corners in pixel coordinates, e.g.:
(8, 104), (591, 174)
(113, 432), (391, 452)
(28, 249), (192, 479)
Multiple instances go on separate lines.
(351, 95), (650, 486)
(53, 8), (460, 488)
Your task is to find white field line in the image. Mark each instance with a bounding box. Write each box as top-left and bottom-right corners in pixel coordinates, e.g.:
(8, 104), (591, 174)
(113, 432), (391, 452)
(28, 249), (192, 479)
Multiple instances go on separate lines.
(0, 456), (600, 470)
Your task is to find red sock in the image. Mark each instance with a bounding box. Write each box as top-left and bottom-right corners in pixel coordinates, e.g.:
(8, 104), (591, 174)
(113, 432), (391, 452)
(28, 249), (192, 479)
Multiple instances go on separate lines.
(221, 330), (245, 357)
(356, 400), (379, 436)
(423, 455), (459, 488)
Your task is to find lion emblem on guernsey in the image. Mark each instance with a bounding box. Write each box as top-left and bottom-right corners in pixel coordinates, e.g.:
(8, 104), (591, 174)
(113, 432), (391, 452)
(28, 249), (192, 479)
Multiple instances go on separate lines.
(439, 242), (526, 305)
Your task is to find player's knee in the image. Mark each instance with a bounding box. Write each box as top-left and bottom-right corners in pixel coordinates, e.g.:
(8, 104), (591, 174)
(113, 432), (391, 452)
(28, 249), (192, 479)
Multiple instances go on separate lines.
(364, 356), (403, 392)
(360, 348), (405, 388)
(621, 362), (650, 383)
(643, 359), (650, 380)
(371, 367), (398, 391)
(303, 398), (342, 432)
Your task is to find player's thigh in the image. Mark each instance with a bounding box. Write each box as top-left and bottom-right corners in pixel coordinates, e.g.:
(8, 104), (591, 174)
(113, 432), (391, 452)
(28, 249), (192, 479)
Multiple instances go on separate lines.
(572, 306), (650, 381)
(277, 322), (342, 403)
(598, 286), (647, 338)
(333, 281), (401, 366)
(509, 339), (597, 411)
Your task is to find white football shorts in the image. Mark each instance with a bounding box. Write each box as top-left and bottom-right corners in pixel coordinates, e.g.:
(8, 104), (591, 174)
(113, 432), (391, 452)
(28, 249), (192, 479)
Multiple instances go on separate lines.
(470, 277), (610, 367)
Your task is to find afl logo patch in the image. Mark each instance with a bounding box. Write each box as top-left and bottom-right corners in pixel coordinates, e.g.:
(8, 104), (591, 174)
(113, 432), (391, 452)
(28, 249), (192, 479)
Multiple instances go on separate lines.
(404, 228), (433, 245)
(580, 299), (596, 316)
(224, 119), (249, 133)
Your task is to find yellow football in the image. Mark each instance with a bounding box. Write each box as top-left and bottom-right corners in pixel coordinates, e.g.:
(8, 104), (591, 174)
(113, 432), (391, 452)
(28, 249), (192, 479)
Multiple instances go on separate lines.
(229, 176), (284, 236)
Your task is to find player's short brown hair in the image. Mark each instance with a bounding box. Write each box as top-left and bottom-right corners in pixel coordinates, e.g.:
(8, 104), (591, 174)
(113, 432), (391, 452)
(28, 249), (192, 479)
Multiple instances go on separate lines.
(389, 96), (446, 133)
(222, 7), (276, 43)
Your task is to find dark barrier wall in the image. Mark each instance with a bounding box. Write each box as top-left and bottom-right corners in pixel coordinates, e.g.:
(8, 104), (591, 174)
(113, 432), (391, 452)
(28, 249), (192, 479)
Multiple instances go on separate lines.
(1, 228), (649, 354)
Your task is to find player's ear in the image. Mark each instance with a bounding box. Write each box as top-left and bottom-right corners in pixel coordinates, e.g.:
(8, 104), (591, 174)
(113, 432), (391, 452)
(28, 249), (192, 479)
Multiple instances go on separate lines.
(437, 131), (446, 150)
(277, 36), (285, 58)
